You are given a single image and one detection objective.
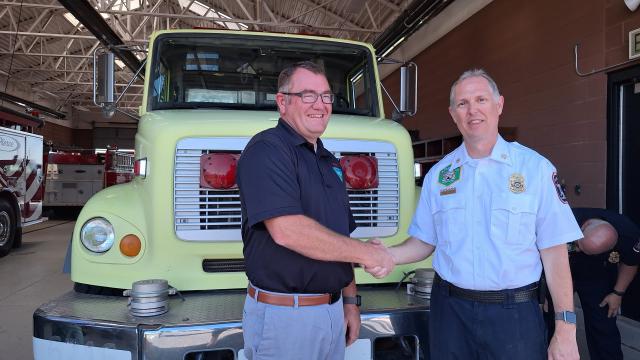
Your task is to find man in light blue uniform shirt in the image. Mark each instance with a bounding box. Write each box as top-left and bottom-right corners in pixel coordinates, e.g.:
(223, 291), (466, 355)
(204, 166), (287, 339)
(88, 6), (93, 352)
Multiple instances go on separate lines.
(365, 69), (583, 359)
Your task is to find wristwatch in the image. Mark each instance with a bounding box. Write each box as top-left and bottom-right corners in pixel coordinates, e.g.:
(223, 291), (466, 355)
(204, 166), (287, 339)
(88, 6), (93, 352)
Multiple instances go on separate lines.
(343, 295), (361, 307)
(612, 289), (625, 296)
(554, 311), (577, 325)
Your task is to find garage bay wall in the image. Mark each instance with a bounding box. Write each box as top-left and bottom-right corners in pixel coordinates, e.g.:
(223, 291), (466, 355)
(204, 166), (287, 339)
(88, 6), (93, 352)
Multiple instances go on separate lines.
(385, 0), (640, 207)
(35, 122), (92, 149)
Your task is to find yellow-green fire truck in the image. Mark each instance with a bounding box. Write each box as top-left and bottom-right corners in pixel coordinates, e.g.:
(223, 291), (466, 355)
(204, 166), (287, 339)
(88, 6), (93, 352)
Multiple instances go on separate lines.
(33, 29), (430, 360)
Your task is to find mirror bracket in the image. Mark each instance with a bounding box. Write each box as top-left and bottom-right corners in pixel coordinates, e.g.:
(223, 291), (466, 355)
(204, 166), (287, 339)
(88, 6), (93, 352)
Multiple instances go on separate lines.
(378, 58), (418, 121)
(93, 46), (146, 120)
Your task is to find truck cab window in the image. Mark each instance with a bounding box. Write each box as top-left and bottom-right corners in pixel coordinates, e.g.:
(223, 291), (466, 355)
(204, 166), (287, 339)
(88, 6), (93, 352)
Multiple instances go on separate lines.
(149, 35), (378, 116)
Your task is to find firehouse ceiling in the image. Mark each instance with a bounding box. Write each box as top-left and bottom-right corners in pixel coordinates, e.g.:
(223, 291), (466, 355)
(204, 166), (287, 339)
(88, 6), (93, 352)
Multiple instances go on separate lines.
(0, 0), (430, 122)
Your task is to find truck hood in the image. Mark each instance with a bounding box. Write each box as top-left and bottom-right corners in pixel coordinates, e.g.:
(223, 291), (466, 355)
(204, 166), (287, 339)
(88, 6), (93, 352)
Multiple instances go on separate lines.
(139, 109), (407, 142)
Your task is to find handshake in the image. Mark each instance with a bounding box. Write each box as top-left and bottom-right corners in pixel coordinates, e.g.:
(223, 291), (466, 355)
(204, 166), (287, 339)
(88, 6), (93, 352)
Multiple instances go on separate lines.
(361, 239), (396, 278)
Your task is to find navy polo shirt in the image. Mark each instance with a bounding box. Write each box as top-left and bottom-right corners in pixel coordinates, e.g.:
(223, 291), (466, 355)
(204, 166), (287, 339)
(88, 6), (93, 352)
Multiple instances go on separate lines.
(237, 119), (356, 294)
(571, 208), (640, 273)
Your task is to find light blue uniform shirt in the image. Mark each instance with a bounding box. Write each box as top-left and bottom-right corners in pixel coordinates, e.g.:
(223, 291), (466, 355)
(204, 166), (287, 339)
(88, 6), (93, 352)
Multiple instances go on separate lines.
(409, 136), (582, 290)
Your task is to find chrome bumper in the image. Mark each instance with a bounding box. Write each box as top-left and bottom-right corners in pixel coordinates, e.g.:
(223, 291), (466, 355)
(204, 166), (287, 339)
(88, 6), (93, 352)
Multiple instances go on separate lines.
(34, 287), (429, 359)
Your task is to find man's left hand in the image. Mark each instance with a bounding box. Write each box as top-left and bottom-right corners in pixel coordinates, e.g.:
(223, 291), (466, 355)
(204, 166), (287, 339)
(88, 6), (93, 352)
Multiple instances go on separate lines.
(547, 323), (579, 360)
(343, 303), (361, 346)
(599, 293), (622, 318)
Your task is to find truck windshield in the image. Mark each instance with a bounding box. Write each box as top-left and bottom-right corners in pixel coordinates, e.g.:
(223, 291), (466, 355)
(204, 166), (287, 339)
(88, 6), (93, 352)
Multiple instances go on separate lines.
(149, 34), (378, 116)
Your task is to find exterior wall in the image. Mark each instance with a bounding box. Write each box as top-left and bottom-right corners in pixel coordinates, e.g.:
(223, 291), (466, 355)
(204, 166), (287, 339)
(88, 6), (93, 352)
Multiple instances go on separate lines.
(92, 127), (136, 149)
(35, 122), (93, 148)
(385, 0), (640, 207)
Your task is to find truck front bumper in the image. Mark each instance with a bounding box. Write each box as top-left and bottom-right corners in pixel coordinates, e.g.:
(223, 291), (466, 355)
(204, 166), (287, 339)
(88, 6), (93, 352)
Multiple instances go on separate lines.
(34, 287), (430, 359)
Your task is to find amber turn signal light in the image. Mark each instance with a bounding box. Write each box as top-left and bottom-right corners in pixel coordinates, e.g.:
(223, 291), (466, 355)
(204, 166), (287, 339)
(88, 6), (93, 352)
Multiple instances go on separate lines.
(119, 234), (141, 257)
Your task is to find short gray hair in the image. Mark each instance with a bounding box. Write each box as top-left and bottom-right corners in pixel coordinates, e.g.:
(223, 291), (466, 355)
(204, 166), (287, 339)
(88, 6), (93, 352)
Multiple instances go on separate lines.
(449, 69), (501, 108)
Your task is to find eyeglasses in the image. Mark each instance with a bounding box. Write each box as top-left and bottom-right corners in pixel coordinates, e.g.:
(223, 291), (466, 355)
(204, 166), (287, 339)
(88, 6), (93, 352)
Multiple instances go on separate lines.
(281, 91), (335, 104)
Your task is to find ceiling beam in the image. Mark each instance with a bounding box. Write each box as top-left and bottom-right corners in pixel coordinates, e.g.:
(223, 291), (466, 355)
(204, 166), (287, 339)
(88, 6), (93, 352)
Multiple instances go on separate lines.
(0, 51), (93, 58)
(0, 91), (66, 119)
(58, 0), (145, 79)
(0, 1), (379, 34)
(0, 30), (148, 43)
(22, 80), (143, 87)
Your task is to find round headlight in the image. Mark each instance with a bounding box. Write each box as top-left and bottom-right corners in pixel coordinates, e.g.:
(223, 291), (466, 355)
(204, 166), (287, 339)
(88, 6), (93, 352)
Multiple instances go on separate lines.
(80, 218), (115, 253)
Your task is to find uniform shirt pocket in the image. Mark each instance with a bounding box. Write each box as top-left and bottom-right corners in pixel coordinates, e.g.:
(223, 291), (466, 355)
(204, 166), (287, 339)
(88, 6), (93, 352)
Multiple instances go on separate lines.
(431, 194), (466, 245)
(490, 194), (537, 245)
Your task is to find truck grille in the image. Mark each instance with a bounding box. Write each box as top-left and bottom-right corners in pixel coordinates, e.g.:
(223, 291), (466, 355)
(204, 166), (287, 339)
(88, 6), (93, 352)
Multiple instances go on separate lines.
(174, 138), (399, 241)
(202, 259), (246, 273)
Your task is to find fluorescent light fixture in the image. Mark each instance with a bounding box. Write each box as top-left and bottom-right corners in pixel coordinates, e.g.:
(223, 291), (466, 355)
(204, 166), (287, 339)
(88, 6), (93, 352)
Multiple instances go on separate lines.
(178, 0), (248, 30)
(380, 36), (406, 58)
(73, 105), (90, 111)
(36, 89), (61, 99)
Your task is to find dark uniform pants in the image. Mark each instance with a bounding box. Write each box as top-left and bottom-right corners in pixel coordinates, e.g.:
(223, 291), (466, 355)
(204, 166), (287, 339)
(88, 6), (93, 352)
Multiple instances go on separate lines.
(429, 279), (547, 360)
(572, 257), (623, 360)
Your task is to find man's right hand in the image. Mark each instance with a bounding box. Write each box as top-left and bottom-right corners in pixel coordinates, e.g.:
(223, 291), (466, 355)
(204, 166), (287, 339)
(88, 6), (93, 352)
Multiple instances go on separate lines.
(362, 239), (395, 278)
(548, 322), (579, 360)
(599, 293), (622, 318)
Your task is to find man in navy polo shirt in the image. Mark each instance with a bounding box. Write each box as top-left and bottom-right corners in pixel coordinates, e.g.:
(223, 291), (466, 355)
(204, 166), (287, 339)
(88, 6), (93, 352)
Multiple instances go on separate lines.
(237, 61), (395, 360)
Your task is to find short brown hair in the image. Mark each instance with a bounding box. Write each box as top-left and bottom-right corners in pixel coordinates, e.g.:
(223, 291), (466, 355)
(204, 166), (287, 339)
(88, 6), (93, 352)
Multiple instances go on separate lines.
(278, 61), (326, 92)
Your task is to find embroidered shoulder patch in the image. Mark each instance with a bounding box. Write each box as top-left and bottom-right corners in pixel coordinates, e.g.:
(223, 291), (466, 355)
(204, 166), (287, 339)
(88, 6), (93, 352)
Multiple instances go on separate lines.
(438, 165), (461, 186)
(552, 172), (567, 204)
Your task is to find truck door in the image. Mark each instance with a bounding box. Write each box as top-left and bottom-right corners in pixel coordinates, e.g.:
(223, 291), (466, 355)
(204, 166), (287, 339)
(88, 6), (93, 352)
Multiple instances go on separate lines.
(23, 134), (43, 223)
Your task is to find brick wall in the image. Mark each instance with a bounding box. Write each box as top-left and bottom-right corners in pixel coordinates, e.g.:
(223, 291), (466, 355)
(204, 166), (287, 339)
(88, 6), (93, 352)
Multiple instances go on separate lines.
(34, 122), (93, 148)
(384, 0), (640, 207)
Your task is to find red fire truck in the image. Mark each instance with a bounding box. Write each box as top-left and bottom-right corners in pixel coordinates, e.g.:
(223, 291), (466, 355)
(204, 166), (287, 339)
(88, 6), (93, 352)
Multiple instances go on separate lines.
(0, 121), (45, 257)
(44, 147), (134, 210)
(103, 147), (134, 188)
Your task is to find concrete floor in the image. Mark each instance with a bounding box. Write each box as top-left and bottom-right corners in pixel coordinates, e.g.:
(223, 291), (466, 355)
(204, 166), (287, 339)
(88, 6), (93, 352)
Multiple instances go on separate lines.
(0, 221), (74, 360)
(0, 219), (638, 359)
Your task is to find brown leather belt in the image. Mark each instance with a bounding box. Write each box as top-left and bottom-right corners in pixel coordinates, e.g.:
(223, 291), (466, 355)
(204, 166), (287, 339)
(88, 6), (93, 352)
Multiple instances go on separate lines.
(248, 285), (340, 307)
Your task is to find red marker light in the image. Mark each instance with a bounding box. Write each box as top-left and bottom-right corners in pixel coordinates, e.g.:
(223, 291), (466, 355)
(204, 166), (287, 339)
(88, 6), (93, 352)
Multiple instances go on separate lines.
(340, 155), (378, 190)
(134, 158), (147, 178)
(200, 153), (239, 189)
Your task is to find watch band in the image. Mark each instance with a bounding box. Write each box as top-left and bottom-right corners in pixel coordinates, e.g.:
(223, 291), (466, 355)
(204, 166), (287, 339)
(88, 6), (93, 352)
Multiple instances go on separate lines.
(612, 289), (625, 296)
(343, 295), (361, 306)
(554, 311), (577, 325)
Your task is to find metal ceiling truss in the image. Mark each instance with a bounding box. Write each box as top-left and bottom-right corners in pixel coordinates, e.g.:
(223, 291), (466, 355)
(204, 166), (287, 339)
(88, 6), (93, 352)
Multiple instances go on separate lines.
(0, 0), (409, 114)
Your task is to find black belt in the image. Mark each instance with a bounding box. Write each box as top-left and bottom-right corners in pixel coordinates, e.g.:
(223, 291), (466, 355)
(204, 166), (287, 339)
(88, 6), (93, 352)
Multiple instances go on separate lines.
(434, 274), (538, 304)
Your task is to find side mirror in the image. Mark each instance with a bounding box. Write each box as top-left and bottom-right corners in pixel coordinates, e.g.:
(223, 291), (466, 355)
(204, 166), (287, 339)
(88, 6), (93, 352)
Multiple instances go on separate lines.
(94, 51), (115, 118)
(399, 62), (417, 116)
